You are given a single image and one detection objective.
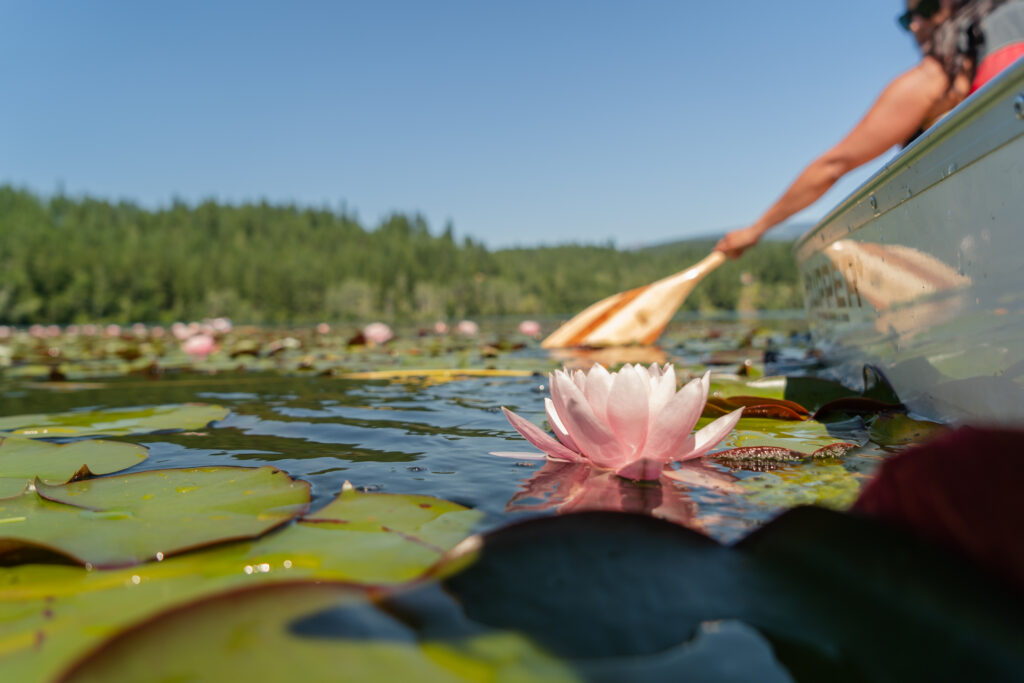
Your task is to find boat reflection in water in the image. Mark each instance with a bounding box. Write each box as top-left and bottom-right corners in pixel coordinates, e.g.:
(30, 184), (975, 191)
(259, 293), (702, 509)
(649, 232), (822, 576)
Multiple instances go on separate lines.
(796, 57), (1024, 424)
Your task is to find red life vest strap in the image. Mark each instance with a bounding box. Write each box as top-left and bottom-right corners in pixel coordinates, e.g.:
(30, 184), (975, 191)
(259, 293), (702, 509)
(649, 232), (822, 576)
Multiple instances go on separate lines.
(971, 43), (1024, 93)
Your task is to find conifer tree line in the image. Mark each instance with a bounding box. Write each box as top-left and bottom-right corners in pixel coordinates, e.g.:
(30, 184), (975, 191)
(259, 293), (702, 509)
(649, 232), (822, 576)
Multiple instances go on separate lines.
(0, 186), (804, 325)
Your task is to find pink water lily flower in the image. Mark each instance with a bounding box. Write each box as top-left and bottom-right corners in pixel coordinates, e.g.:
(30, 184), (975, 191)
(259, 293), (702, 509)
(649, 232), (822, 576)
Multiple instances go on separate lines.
(518, 320), (541, 337)
(182, 333), (216, 358)
(363, 322), (394, 345)
(501, 363), (744, 481)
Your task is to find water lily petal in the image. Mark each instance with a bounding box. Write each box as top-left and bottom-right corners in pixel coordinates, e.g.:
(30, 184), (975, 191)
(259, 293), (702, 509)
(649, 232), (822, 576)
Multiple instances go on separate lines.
(583, 364), (612, 424)
(631, 363), (652, 390)
(647, 367), (677, 429)
(572, 369), (587, 392)
(501, 408), (583, 463)
(552, 372), (622, 468)
(545, 397), (580, 452)
(677, 407), (745, 461)
(614, 456), (664, 481)
(639, 373), (709, 463)
(606, 365), (650, 456)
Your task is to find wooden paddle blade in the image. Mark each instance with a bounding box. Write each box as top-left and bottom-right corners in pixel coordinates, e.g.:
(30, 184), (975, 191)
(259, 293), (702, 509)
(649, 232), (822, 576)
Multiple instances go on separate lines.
(540, 286), (645, 349)
(542, 251), (726, 349)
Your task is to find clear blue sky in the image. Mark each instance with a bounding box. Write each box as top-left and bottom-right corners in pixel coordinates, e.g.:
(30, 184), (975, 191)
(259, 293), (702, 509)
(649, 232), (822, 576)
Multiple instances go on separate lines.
(2, 1), (920, 248)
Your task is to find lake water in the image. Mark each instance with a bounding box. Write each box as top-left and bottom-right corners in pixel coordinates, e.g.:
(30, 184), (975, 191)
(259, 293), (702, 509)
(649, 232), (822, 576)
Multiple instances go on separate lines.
(0, 314), (899, 543)
(1, 315), (944, 679)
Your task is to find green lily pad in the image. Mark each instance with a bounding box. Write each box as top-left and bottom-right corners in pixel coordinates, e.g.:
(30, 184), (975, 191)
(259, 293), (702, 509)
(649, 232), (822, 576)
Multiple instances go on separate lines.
(0, 466), (309, 568)
(0, 437), (147, 498)
(59, 582), (575, 683)
(0, 403), (230, 438)
(0, 489), (482, 681)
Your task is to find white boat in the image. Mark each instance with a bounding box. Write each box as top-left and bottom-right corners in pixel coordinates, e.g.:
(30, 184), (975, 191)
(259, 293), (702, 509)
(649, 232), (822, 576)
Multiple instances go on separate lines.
(794, 56), (1024, 424)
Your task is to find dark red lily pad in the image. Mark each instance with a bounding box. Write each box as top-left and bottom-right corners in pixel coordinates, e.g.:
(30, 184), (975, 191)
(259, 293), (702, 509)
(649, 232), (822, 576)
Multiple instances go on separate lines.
(854, 425), (1024, 594)
(704, 395), (809, 420)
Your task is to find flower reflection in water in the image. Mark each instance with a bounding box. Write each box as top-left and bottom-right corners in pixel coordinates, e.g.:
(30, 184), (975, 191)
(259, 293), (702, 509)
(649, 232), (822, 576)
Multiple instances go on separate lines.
(506, 459), (743, 532)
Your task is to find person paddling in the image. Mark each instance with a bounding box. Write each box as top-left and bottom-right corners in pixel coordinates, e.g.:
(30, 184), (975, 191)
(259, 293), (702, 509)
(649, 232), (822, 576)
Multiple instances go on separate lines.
(715, 0), (1024, 259)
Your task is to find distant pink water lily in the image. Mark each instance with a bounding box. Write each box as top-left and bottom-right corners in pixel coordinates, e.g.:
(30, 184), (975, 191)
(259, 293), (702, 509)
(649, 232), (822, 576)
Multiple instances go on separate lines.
(182, 333), (216, 358)
(363, 322), (394, 345)
(171, 322), (191, 341)
(518, 320), (541, 337)
(501, 363), (744, 481)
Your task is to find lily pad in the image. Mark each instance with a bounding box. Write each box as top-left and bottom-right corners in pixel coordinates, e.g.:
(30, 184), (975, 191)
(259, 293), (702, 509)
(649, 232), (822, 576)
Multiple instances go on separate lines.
(0, 436), (147, 498)
(854, 425), (1024, 594)
(0, 403), (230, 438)
(0, 489), (481, 682)
(703, 395), (809, 421)
(424, 510), (1024, 678)
(60, 582), (575, 683)
(867, 413), (947, 446)
(716, 417), (863, 454)
(0, 466), (309, 568)
(711, 375), (863, 411)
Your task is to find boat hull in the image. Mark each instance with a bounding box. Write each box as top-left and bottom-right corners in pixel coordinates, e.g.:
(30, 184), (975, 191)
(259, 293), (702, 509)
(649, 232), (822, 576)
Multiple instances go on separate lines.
(794, 57), (1024, 424)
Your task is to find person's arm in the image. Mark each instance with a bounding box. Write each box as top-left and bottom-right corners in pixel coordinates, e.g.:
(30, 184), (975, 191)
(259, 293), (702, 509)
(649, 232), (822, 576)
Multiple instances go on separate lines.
(715, 57), (952, 258)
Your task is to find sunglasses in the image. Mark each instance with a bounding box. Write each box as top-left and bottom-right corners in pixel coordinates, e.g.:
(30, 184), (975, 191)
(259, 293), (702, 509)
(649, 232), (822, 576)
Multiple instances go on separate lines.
(897, 0), (941, 30)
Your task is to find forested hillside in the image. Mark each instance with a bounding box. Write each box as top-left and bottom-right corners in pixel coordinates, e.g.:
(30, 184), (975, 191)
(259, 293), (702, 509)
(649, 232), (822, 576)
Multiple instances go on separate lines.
(0, 187), (804, 324)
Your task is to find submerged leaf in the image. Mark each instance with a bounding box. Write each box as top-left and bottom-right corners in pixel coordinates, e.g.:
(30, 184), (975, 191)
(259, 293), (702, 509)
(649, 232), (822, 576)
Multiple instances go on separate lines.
(741, 461), (863, 510)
